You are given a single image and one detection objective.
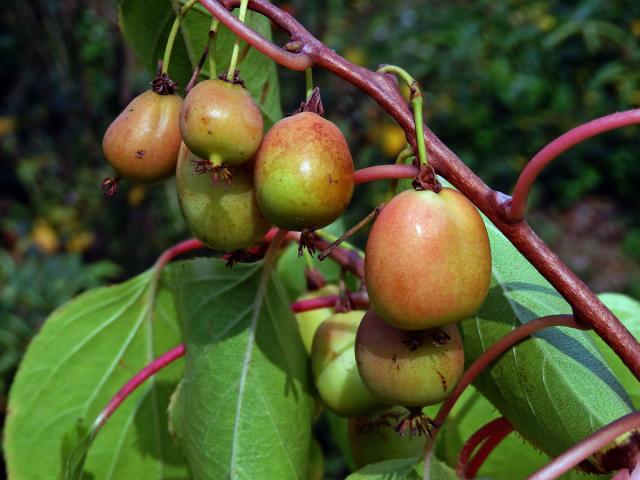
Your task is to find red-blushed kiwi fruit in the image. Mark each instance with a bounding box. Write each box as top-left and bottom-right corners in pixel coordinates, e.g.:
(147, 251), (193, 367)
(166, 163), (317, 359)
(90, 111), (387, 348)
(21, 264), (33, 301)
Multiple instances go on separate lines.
(365, 187), (491, 330)
(253, 112), (354, 231)
(179, 79), (263, 167)
(355, 309), (464, 407)
(102, 90), (182, 183)
(311, 310), (387, 417)
(295, 285), (340, 354)
(175, 143), (271, 251)
(348, 406), (427, 468)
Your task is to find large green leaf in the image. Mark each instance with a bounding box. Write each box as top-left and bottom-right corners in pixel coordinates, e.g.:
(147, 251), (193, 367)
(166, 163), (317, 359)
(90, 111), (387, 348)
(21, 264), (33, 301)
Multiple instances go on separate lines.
(118, 0), (282, 127)
(345, 457), (456, 480)
(459, 215), (635, 472)
(595, 293), (640, 408)
(4, 269), (186, 479)
(169, 258), (315, 479)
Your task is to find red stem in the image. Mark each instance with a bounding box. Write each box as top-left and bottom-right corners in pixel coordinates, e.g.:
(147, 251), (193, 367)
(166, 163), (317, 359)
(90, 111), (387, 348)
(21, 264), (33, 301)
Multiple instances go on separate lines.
(424, 315), (581, 466)
(354, 164), (417, 185)
(290, 291), (369, 313)
(456, 417), (513, 479)
(529, 412), (640, 480)
(154, 238), (205, 270)
(291, 295), (338, 313)
(506, 109), (640, 222)
(199, 0), (640, 382)
(94, 344), (186, 430)
(465, 420), (514, 478)
(509, 109), (640, 222)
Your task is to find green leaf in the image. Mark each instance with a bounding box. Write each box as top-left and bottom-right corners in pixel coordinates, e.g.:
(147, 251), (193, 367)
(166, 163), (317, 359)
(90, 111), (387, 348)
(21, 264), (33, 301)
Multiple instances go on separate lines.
(346, 457), (456, 480)
(4, 270), (186, 480)
(118, 0), (282, 127)
(595, 293), (640, 408)
(276, 218), (361, 302)
(169, 258), (315, 479)
(459, 215), (635, 471)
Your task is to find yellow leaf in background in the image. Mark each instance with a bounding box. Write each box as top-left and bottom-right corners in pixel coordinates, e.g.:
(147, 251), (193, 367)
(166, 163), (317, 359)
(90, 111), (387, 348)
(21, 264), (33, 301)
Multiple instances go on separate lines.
(631, 90), (640, 106)
(31, 218), (59, 254)
(343, 47), (367, 66)
(0, 116), (17, 136)
(379, 124), (407, 157)
(537, 14), (556, 31)
(66, 231), (95, 253)
(127, 185), (146, 206)
(632, 20), (640, 37)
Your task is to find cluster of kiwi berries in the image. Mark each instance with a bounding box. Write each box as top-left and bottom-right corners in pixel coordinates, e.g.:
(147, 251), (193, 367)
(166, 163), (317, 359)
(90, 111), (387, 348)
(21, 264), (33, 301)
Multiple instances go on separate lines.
(300, 175), (492, 466)
(102, 60), (492, 469)
(101, 68), (354, 252)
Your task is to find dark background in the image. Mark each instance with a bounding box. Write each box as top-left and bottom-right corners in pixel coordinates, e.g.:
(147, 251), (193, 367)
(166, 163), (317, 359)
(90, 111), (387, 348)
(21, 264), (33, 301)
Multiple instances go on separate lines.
(2, 0), (640, 476)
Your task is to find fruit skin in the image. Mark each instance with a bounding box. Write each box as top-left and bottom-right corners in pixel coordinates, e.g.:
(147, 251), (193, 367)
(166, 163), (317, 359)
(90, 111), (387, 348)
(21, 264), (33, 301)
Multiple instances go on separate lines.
(102, 90), (182, 183)
(180, 79), (263, 166)
(348, 406), (426, 468)
(311, 311), (386, 417)
(295, 285), (340, 354)
(355, 309), (464, 407)
(176, 144), (271, 251)
(365, 187), (491, 330)
(254, 112), (354, 231)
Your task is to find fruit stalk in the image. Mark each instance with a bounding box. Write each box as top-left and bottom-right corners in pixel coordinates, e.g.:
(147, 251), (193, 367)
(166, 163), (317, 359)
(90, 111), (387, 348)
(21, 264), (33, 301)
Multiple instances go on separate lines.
(198, 0), (640, 383)
(163, 0), (200, 74)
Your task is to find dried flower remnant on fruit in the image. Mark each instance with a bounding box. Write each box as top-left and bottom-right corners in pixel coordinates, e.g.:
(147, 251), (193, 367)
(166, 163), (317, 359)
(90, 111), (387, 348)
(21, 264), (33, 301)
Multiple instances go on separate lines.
(102, 89), (183, 184)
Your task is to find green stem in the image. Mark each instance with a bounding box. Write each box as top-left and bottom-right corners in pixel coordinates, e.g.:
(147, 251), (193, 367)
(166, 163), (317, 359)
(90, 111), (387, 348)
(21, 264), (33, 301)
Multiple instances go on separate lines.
(227, 0), (250, 79)
(304, 249), (315, 271)
(208, 18), (220, 79)
(305, 68), (313, 100)
(387, 146), (414, 199)
(162, 0), (200, 75)
(377, 65), (429, 167)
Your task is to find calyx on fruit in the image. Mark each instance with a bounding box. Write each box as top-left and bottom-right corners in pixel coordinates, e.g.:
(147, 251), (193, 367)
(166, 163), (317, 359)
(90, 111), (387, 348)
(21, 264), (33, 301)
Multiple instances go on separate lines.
(179, 79), (263, 169)
(311, 310), (386, 417)
(295, 284), (339, 354)
(365, 187), (491, 330)
(102, 89), (182, 184)
(176, 143), (271, 251)
(355, 309), (464, 408)
(348, 406), (427, 468)
(253, 112), (355, 231)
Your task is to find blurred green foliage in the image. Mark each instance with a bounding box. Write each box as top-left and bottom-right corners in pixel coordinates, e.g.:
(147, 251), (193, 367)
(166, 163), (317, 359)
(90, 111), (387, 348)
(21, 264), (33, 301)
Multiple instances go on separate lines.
(1, 0), (640, 476)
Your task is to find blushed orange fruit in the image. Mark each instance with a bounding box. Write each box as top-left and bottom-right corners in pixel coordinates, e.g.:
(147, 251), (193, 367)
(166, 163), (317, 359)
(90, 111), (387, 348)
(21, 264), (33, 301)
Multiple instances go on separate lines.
(365, 188), (491, 330)
(179, 79), (263, 167)
(355, 309), (464, 407)
(102, 90), (182, 183)
(254, 112), (354, 231)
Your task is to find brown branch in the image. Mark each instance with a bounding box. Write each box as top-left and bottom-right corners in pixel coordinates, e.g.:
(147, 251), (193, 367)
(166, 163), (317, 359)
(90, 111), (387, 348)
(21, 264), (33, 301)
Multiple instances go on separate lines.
(198, 0), (640, 381)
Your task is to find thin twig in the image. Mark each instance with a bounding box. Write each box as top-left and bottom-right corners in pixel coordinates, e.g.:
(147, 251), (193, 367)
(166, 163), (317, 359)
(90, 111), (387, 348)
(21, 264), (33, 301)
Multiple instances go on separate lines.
(318, 205), (384, 260)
